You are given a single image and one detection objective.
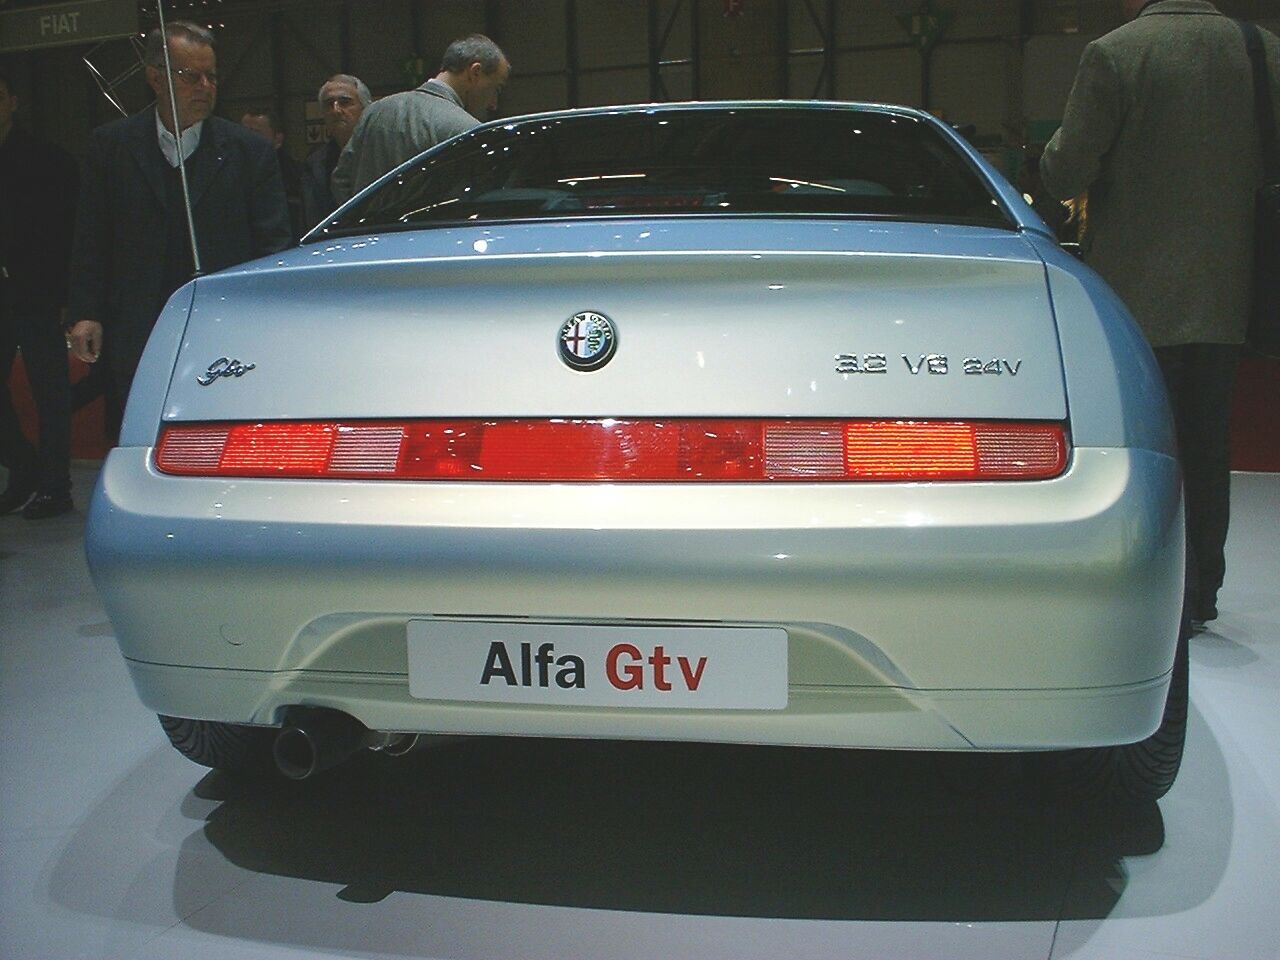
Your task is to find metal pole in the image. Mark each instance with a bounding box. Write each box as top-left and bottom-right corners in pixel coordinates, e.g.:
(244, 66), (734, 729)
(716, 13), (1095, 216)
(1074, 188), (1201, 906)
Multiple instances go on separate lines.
(410, 0), (423, 61)
(778, 0), (790, 99)
(485, 0), (500, 42)
(156, 0), (203, 277)
(1016, 0), (1034, 144)
(566, 0), (580, 108)
(339, 1), (352, 73)
(825, 0), (836, 99)
(648, 0), (661, 101)
(270, 11), (286, 141)
(691, 0), (701, 100)
(801, 0), (826, 98)
(920, 0), (933, 111)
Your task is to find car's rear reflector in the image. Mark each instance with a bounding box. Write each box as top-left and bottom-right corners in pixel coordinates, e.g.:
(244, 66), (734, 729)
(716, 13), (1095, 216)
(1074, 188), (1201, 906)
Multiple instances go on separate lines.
(155, 419), (1067, 481)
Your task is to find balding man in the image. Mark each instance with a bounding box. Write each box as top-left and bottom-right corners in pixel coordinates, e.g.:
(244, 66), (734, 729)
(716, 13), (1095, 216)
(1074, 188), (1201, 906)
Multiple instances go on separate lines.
(331, 34), (510, 203)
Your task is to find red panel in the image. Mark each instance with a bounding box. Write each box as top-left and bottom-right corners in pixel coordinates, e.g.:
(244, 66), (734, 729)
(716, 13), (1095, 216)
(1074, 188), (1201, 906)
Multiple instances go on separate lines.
(7, 355), (111, 461)
(6, 354), (1277, 474)
(1230, 355), (1280, 473)
(155, 418), (1068, 482)
(219, 423), (336, 475)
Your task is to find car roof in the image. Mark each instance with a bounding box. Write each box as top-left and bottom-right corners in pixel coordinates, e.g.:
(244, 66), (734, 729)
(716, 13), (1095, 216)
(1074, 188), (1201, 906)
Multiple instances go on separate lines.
(476, 99), (938, 131)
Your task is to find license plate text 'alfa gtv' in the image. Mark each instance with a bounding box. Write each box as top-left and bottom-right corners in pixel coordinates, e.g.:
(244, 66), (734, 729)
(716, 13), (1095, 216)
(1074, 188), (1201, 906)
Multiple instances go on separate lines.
(407, 622), (789, 710)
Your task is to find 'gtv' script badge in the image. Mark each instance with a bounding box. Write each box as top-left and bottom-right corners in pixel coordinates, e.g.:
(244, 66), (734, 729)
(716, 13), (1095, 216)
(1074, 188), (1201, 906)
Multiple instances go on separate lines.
(197, 357), (256, 386)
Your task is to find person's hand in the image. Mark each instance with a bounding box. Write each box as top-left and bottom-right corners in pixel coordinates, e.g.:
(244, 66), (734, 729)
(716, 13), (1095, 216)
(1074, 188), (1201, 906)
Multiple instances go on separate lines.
(67, 320), (103, 363)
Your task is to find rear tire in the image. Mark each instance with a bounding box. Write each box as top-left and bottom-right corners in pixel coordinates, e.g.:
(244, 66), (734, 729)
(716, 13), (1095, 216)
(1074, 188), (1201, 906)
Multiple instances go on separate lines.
(158, 715), (277, 775)
(1030, 623), (1189, 804)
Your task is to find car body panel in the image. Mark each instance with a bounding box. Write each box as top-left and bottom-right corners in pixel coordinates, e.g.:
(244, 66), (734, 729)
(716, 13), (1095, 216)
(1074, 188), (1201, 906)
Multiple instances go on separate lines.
(162, 221), (1066, 425)
(88, 444), (1181, 750)
(1031, 235), (1176, 453)
(89, 101), (1183, 758)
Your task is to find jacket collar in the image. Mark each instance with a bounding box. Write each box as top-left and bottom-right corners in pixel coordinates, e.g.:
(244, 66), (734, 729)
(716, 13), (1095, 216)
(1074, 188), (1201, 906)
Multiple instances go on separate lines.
(126, 106), (226, 211)
(0, 123), (29, 153)
(1137, 0), (1222, 17)
(417, 77), (466, 111)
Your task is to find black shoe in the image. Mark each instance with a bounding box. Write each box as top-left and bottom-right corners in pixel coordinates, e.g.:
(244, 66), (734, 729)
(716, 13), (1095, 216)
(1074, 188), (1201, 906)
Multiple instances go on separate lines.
(1194, 601), (1218, 624)
(0, 482), (36, 515)
(21, 492), (73, 520)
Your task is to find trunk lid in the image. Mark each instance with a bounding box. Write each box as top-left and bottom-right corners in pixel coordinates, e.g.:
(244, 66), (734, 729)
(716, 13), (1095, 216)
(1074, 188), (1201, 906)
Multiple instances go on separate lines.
(163, 219), (1064, 424)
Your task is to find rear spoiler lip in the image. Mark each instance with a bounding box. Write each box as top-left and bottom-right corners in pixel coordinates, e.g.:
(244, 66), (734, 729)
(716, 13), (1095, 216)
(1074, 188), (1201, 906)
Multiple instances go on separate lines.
(217, 217), (1049, 280)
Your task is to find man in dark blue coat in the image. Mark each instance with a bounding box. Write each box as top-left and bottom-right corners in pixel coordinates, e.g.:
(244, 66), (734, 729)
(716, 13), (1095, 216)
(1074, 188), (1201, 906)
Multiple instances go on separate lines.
(67, 21), (290, 404)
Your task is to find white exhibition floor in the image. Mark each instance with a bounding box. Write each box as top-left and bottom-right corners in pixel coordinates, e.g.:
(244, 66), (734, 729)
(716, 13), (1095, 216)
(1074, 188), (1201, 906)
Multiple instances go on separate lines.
(2, 466), (1277, 960)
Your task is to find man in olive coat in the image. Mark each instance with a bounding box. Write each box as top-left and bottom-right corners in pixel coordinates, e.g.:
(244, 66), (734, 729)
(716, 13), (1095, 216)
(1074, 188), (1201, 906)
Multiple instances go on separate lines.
(1041, 0), (1280, 624)
(330, 35), (509, 204)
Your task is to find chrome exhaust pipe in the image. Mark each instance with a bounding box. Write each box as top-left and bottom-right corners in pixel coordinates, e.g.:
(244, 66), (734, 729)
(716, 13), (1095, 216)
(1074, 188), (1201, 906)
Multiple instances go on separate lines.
(273, 708), (368, 780)
(371, 733), (420, 757)
(369, 732), (467, 757)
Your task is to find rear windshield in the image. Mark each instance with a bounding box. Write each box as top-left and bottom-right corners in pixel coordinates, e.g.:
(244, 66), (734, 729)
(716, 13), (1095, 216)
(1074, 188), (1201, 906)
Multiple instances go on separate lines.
(318, 107), (1011, 236)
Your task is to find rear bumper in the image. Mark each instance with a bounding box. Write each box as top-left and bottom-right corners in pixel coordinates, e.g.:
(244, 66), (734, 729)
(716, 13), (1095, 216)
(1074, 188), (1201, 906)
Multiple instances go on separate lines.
(87, 446), (1183, 750)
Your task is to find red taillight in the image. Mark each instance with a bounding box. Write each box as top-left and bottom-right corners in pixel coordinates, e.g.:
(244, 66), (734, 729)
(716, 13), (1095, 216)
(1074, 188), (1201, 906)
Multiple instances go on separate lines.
(220, 422), (335, 475)
(155, 419), (1068, 481)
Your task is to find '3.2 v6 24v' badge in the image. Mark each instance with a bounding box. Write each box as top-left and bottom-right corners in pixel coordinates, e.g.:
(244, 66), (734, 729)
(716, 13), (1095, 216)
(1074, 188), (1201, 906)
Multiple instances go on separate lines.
(558, 311), (617, 371)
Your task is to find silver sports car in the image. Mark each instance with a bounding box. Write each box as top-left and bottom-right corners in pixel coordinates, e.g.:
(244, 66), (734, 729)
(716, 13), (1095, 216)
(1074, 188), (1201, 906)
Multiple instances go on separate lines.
(86, 102), (1187, 801)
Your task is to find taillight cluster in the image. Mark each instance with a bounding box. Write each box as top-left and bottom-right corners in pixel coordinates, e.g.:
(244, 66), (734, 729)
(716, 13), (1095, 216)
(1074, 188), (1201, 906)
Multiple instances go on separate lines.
(155, 418), (1067, 482)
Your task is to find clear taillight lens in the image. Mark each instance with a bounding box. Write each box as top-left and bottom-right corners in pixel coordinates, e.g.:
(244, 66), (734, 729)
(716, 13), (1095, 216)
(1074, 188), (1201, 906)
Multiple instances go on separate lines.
(155, 419), (1068, 481)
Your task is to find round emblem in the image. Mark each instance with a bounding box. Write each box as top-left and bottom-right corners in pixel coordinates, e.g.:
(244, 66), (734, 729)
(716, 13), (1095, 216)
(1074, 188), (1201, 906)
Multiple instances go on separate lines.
(558, 311), (617, 371)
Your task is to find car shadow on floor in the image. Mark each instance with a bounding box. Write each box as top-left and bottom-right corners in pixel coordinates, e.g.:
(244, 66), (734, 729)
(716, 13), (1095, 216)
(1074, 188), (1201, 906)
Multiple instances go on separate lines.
(190, 737), (1165, 922)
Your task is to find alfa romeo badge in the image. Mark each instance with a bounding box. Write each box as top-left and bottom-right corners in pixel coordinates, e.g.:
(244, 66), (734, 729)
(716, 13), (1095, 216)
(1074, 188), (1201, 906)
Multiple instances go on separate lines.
(558, 311), (617, 371)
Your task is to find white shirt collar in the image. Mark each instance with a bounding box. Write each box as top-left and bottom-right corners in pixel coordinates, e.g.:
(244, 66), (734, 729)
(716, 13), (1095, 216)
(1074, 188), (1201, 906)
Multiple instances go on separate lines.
(155, 112), (203, 168)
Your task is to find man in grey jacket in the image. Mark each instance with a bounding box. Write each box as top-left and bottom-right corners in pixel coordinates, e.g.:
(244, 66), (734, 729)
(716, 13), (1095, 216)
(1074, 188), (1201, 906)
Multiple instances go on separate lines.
(331, 35), (510, 204)
(1041, 0), (1280, 625)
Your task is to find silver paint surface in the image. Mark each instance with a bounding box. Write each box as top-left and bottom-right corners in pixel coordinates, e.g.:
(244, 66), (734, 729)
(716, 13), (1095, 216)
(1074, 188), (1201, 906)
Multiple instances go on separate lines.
(90, 101), (1183, 753)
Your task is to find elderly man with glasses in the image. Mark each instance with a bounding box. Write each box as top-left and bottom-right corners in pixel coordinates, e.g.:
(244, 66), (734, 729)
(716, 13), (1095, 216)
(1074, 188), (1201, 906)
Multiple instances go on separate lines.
(301, 74), (371, 230)
(66, 20), (290, 408)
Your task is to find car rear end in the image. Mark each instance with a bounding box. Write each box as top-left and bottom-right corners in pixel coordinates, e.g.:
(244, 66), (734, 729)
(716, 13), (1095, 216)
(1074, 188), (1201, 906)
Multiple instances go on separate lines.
(85, 103), (1183, 756)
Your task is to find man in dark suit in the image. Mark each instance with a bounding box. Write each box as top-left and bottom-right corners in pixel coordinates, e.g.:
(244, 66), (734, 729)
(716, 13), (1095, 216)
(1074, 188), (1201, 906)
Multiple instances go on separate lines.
(66, 21), (290, 407)
(1, 70), (78, 519)
(240, 107), (306, 240)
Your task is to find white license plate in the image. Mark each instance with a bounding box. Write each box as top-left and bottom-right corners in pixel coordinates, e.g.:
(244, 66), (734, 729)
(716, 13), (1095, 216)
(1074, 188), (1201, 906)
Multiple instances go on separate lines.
(407, 620), (788, 710)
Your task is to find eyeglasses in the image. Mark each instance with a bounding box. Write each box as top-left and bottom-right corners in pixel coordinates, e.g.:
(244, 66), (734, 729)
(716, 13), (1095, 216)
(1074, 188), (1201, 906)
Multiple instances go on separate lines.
(171, 67), (219, 87)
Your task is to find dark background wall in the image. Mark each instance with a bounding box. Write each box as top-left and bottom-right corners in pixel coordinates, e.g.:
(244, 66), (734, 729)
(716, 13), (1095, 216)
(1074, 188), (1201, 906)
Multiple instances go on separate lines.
(3, 0), (1279, 172)
(3, 0), (1277, 465)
